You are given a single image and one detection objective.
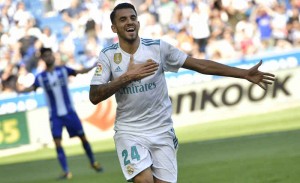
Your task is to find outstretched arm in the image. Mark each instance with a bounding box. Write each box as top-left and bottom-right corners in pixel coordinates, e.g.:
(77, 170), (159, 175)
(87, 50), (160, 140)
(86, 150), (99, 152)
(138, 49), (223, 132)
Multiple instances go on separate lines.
(182, 57), (275, 90)
(16, 84), (36, 93)
(89, 55), (159, 104)
(75, 64), (96, 74)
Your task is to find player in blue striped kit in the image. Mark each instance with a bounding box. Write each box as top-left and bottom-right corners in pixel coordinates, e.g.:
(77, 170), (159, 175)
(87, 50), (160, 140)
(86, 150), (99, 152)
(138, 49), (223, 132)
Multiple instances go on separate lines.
(17, 47), (103, 180)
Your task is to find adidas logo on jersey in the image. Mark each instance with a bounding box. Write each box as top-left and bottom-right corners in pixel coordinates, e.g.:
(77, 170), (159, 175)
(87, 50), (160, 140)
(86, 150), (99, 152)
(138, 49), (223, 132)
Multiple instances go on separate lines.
(114, 66), (123, 72)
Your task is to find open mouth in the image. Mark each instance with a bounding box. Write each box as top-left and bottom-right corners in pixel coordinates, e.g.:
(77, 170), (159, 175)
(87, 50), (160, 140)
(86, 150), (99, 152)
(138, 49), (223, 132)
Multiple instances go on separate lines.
(126, 27), (135, 32)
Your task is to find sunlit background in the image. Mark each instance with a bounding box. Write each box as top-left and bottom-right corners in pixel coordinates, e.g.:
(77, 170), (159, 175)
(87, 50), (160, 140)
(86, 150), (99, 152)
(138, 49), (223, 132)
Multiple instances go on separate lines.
(0, 0), (300, 182)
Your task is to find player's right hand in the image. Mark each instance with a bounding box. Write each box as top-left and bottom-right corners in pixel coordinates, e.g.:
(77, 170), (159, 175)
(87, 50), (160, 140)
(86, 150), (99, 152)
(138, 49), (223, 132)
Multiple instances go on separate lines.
(127, 54), (159, 81)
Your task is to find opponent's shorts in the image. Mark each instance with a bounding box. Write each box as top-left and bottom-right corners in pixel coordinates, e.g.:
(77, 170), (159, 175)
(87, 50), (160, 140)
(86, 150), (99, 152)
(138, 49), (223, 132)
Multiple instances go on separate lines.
(114, 128), (179, 182)
(50, 111), (84, 138)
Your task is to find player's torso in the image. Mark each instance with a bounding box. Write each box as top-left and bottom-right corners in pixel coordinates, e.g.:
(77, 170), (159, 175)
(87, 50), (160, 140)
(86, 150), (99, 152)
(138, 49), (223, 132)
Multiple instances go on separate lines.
(108, 39), (162, 80)
(37, 67), (73, 116)
(104, 39), (169, 121)
(38, 67), (69, 92)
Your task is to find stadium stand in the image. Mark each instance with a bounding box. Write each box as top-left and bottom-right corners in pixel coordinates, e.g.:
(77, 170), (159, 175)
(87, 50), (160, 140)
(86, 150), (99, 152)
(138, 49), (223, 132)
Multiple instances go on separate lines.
(0, 0), (299, 94)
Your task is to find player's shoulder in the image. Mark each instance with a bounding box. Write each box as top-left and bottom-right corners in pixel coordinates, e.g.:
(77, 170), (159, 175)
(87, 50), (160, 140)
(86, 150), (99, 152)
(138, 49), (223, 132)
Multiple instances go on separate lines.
(101, 43), (119, 54)
(54, 65), (69, 72)
(141, 38), (161, 46)
(35, 69), (48, 78)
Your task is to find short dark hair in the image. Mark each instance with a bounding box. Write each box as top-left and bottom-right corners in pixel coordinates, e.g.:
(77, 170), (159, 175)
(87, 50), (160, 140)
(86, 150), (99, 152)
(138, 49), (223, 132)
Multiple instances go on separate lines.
(40, 47), (52, 56)
(110, 3), (137, 24)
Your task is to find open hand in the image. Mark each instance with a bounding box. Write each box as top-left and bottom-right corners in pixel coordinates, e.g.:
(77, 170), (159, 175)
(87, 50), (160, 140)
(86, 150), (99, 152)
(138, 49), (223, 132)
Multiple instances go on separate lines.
(245, 60), (275, 90)
(126, 55), (159, 81)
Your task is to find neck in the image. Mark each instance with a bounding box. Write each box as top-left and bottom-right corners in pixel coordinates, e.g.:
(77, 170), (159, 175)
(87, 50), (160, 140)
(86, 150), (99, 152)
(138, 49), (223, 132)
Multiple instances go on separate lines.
(119, 37), (140, 54)
(46, 64), (55, 72)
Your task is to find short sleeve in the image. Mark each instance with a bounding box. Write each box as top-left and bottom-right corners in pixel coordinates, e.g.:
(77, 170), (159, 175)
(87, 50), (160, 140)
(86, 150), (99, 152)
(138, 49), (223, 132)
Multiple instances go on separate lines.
(33, 75), (40, 88)
(63, 66), (76, 76)
(90, 52), (111, 85)
(160, 40), (188, 72)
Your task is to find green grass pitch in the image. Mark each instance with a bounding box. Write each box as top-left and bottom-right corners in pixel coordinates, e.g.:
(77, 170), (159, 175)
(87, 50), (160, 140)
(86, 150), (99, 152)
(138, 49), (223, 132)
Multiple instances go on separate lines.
(1, 107), (300, 183)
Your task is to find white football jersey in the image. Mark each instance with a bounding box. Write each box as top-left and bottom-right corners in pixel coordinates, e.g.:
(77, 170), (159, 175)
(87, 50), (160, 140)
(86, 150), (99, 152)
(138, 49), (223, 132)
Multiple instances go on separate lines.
(90, 38), (187, 135)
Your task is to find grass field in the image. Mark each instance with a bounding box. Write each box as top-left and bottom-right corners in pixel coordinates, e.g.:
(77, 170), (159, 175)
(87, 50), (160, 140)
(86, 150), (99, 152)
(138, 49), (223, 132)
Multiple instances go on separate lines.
(1, 107), (300, 183)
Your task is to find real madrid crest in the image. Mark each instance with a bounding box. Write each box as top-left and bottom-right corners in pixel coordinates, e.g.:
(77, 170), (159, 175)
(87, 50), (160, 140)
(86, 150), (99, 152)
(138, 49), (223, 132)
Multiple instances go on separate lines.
(126, 165), (134, 175)
(114, 53), (122, 64)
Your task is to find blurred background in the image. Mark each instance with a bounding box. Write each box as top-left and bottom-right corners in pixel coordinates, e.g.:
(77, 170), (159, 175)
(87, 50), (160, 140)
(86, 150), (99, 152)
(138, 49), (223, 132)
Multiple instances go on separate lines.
(0, 0), (299, 93)
(1, 0), (300, 182)
(0, 0), (300, 180)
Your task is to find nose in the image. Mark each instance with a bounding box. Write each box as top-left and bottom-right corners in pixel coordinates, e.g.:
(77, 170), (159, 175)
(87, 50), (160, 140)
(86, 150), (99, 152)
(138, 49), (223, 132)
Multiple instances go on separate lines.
(127, 19), (134, 24)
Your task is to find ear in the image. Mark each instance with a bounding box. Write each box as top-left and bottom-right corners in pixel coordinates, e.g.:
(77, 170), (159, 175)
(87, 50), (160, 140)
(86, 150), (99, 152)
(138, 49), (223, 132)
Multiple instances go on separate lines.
(137, 21), (140, 29)
(111, 25), (117, 33)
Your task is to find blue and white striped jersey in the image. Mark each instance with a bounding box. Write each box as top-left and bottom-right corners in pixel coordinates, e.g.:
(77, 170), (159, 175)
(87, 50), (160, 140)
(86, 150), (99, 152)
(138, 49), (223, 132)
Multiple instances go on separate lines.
(34, 66), (76, 117)
(90, 38), (187, 135)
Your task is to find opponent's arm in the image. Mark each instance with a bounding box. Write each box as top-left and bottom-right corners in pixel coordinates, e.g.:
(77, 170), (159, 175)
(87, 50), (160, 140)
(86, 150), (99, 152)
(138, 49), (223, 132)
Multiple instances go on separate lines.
(182, 56), (275, 90)
(16, 84), (36, 93)
(75, 64), (96, 74)
(89, 55), (159, 104)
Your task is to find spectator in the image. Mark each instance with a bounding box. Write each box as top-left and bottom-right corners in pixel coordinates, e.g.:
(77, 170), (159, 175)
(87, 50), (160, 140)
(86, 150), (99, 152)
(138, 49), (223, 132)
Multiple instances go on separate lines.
(235, 18), (259, 56)
(209, 9), (226, 40)
(0, 4), (13, 33)
(188, 2), (210, 53)
(0, 63), (18, 93)
(176, 28), (194, 55)
(16, 63), (35, 88)
(61, 0), (83, 25)
(264, 3), (289, 41)
(289, 20), (300, 46)
(156, 0), (176, 32)
(96, 0), (116, 47)
(13, 1), (33, 27)
(250, 5), (274, 50)
(17, 29), (41, 73)
(139, 10), (163, 38)
(222, 0), (248, 28)
(0, 0), (297, 94)
(40, 26), (58, 52)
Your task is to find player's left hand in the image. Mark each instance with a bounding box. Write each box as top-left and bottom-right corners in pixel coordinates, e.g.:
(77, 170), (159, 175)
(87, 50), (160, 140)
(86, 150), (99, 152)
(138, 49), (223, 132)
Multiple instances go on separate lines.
(245, 60), (275, 90)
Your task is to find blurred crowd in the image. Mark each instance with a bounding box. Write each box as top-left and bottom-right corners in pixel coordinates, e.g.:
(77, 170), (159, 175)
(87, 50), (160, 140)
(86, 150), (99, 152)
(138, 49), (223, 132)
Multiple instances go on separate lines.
(0, 0), (299, 94)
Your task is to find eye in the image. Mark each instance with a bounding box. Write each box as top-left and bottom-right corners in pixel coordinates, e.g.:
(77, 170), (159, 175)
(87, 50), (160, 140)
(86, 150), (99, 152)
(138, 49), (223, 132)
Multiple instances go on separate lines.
(131, 16), (137, 21)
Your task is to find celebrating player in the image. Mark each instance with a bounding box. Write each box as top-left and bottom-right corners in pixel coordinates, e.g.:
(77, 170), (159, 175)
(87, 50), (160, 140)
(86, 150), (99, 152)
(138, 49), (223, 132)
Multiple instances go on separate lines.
(89, 3), (275, 183)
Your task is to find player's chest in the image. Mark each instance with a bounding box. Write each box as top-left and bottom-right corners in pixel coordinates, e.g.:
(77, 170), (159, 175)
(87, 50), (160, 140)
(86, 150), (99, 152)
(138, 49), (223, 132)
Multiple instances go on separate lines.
(42, 71), (67, 90)
(110, 52), (161, 79)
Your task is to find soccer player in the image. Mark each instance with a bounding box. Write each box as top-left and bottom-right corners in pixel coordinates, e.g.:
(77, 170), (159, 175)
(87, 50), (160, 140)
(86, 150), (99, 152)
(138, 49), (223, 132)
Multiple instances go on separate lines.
(17, 47), (103, 180)
(89, 3), (275, 183)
